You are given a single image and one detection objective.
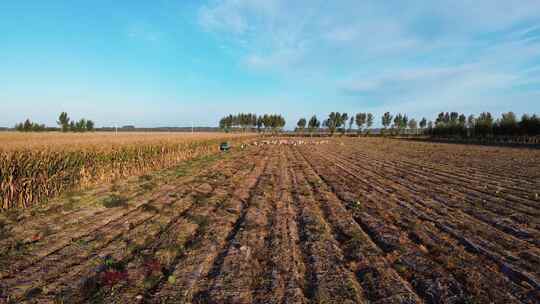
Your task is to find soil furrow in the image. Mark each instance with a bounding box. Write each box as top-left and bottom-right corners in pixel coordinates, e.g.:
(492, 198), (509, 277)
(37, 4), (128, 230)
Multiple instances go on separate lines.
(91, 160), (255, 303)
(299, 146), (530, 303)
(365, 150), (539, 213)
(300, 147), (536, 302)
(193, 149), (277, 304)
(2, 137), (539, 304)
(1, 189), (171, 278)
(325, 148), (540, 240)
(316, 148), (540, 280)
(147, 148), (270, 303)
(0, 150), (249, 302)
(351, 142), (540, 209)
(312, 147), (538, 271)
(0, 153), (234, 265)
(287, 147), (366, 304)
(291, 146), (424, 304)
(332, 145), (539, 217)
(0, 168), (204, 269)
(89, 149), (265, 304)
(363, 138), (540, 184)
(251, 147), (308, 304)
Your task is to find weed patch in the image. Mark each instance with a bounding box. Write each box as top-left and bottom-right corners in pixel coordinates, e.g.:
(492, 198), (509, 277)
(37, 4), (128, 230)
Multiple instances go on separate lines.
(0, 219), (12, 239)
(188, 215), (210, 232)
(141, 203), (159, 213)
(140, 181), (156, 191)
(102, 194), (128, 208)
(139, 174), (153, 182)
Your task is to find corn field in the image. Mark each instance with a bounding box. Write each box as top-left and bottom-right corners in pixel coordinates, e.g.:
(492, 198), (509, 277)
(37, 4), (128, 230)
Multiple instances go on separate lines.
(0, 133), (251, 209)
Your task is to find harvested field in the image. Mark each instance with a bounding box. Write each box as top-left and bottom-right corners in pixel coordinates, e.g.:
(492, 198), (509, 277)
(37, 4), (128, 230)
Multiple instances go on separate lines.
(1, 137), (539, 303)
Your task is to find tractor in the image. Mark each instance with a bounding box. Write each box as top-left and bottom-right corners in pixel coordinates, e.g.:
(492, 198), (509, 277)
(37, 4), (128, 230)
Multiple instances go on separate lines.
(219, 142), (230, 152)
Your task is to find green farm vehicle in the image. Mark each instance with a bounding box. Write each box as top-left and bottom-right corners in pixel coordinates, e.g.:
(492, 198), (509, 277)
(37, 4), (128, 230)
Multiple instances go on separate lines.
(219, 142), (231, 152)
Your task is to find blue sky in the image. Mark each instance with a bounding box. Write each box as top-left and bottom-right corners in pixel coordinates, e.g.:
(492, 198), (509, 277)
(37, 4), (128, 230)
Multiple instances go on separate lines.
(1, 0), (539, 128)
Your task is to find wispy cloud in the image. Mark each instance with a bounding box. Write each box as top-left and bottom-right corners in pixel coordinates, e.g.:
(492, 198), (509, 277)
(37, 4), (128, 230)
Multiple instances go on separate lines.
(198, 0), (540, 116)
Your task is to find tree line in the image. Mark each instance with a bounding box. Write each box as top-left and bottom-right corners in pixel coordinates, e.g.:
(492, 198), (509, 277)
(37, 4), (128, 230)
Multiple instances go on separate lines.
(57, 112), (95, 132)
(219, 113), (286, 132)
(296, 112), (375, 135)
(14, 112), (95, 132)
(297, 111), (419, 135)
(427, 112), (540, 137)
(296, 111), (539, 137)
(14, 119), (49, 132)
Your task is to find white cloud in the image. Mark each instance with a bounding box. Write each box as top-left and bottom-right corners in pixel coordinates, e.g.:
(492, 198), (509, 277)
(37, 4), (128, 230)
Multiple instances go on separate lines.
(340, 65), (512, 94)
(198, 0), (328, 71)
(198, 0), (540, 114)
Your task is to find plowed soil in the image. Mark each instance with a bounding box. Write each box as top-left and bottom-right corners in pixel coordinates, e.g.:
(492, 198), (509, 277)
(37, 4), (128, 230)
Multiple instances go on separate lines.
(1, 137), (539, 304)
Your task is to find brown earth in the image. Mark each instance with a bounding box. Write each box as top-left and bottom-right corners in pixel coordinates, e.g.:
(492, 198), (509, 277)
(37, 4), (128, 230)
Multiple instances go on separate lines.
(0, 137), (539, 303)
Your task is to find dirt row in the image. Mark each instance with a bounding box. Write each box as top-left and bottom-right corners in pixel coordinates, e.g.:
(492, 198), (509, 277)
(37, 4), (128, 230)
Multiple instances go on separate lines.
(295, 140), (539, 303)
(1, 148), (264, 303)
(354, 138), (540, 183)
(1, 138), (539, 303)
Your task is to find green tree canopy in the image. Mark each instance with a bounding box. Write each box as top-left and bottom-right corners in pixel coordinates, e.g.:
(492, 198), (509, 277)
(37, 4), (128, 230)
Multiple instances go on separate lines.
(297, 118), (307, 130)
